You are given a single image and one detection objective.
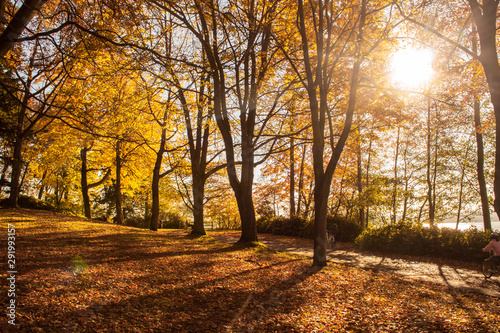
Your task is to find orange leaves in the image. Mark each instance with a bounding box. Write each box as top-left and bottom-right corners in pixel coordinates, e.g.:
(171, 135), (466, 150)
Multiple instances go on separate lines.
(5, 209), (500, 332)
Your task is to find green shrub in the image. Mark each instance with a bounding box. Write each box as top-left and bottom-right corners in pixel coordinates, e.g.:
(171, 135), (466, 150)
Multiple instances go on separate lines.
(256, 216), (272, 233)
(256, 216), (311, 238)
(1, 195), (57, 211)
(255, 215), (363, 241)
(355, 221), (490, 262)
(161, 211), (185, 229)
(327, 216), (364, 242)
(124, 217), (149, 229)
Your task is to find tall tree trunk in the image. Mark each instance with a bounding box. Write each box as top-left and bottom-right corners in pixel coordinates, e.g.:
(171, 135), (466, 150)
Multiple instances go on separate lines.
(456, 167), (465, 230)
(81, 147), (110, 220)
(175, 71), (210, 237)
(392, 126), (400, 224)
(475, 99), (492, 230)
(364, 136), (373, 227)
(1, 156), (10, 194)
(8, 60), (34, 208)
(19, 161), (29, 193)
(356, 127), (364, 225)
(37, 170), (47, 200)
(290, 136), (296, 217)
(191, 175), (206, 235)
(402, 136), (410, 222)
(81, 147), (92, 219)
(144, 189), (150, 223)
(431, 128), (439, 222)
(297, 143), (306, 217)
(237, 141), (257, 242)
(0, 0), (5, 25)
(297, 0), (367, 266)
(471, 31), (492, 230)
(468, 0), (500, 221)
(115, 140), (123, 224)
(8, 138), (23, 208)
(0, 0), (49, 57)
(150, 128), (166, 231)
(426, 97), (435, 225)
(8, 96), (29, 208)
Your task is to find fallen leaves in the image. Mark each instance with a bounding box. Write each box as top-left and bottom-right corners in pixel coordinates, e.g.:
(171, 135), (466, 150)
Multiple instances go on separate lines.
(2, 208), (500, 332)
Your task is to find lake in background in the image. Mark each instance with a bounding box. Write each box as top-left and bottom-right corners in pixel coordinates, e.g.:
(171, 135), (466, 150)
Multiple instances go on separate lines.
(435, 215), (500, 231)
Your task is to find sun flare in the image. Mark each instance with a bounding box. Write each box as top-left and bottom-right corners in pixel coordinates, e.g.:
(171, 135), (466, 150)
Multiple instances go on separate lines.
(391, 48), (434, 89)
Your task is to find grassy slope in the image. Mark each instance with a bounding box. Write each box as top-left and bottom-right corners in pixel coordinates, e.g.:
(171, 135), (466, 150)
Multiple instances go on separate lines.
(1, 208), (500, 332)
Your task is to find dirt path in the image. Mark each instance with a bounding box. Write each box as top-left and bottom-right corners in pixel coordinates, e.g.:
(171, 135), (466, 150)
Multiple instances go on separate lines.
(211, 232), (500, 298)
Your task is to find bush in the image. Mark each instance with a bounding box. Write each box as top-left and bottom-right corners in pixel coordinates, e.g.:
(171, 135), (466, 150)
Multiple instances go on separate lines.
(161, 212), (185, 229)
(256, 216), (311, 237)
(256, 215), (363, 241)
(124, 217), (149, 229)
(1, 195), (57, 211)
(355, 221), (490, 262)
(327, 216), (364, 242)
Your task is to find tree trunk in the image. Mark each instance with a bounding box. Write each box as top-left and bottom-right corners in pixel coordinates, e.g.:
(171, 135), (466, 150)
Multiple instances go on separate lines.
(356, 112), (364, 225)
(297, 0), (367, 266)
(297, 143), (306, 217)
(8, 71), (32, 208)
(19, 161), (29, 194)
(357, 138), (364, 225)
(471, 32), (492, 230)
(237, 179), (258, 243)
(402, 137), (410, 222)
(236, 138), (258, 242)
(468, 0), (500, 221)
(81, 147), (92, 219)
(150, 128), (166, 232)
(175, 72), (210, 237)
(364, 136), (373, 227)
(456, 167), (465, 230)
(115, 140), (123, 224)
(392, 126), (400, 224)
(475, 99), (492, 230)
(426, 97), (435, 225)
(191, 175), (206, 235)
(290, 136), (296, 217)
(8, 138), (23, 208)
(313, 175), (330, 266)
(0, 0), (49, 57)
(38, 170), (47, 200)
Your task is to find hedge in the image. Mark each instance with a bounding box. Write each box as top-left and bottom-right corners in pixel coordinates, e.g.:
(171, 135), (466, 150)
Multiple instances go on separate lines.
(354, 221), (491, 261)
(256, 215), (363, 242)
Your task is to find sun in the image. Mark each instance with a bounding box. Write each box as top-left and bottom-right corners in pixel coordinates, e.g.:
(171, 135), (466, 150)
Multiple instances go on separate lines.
(390, 48), (434, 89)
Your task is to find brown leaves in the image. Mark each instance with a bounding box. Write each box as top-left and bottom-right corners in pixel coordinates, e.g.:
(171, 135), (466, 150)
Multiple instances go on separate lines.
(3, 209), (500, 332)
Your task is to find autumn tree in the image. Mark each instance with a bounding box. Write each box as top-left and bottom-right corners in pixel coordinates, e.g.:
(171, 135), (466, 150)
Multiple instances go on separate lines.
(394, 0), (498, 228)
(0, 0), (50, 57)
(80, 144), (111, 219)
(279, 0), (369, 266)
(3, 35), (73, 207)
(160, 0), (290, 242)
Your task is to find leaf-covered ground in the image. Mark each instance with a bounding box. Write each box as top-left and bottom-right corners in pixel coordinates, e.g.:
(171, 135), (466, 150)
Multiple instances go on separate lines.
(2, 209), (500, 332)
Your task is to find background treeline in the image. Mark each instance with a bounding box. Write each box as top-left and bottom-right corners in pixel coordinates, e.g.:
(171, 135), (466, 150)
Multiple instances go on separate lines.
(257, 214), (489, 261)
(1, 0), (499, 265)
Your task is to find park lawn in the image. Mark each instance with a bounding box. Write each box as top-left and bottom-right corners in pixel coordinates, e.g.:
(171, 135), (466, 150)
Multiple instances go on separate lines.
(1, 209), (500, 332)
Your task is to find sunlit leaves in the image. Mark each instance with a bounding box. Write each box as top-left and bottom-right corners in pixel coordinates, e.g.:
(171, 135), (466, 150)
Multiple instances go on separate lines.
(8, 209), (500, 332)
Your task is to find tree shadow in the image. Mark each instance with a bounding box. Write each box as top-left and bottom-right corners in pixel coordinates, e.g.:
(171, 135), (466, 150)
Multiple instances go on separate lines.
(16, 257), (321, 332)
(14, 228), (246, 274)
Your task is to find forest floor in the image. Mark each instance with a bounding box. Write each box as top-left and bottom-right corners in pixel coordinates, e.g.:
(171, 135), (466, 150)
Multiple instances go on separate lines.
(2, 208), (500, 332)
(211, 231), (500, 298)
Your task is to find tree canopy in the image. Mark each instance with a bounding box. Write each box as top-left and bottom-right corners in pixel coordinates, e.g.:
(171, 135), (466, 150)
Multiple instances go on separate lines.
(1, 0), (499, 266)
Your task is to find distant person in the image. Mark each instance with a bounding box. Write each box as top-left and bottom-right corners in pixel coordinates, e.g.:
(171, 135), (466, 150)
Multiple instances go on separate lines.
(483, 232), (500, 264)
